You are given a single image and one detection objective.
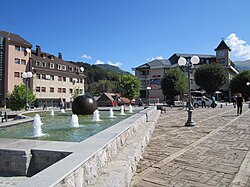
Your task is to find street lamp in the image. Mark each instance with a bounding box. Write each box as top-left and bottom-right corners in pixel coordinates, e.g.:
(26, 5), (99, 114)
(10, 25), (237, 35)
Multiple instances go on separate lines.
(22, 71), (33, 111)
(178, 56), (200, 126)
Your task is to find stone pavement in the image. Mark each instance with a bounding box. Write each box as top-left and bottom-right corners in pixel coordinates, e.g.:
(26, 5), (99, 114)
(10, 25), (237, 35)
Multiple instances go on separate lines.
(131, 104), (250, 187)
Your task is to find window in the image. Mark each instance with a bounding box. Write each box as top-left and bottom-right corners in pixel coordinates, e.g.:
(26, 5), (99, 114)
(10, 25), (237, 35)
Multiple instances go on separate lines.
(50, 87), (54, 93)
(42, 61), (46, 67)
(49, 63), (54, 69)
(69, 77), (73, 82)
(36, 60), (41, 67)
(58, 88), (62, 93)
(57, 64), (62, 70)
(62, 88), (66, 93)
(79, 89), (83, 94)
(58, 76), (62, 81)
(69, 89), (73, 93)
(69, 66), (73, 72)
(62, 65), (66, 71)
(15, 46), (20, 51)
(42, 74), (46, 80)
(41, 87), (46, 92)
(21, 59), (26, 65)
(75, 67), (80, 73)
(14, 72), (20, 77)
(50, 75), (54, 80)
(139, 70), (149, 75)
(36, 87), (41, 92)
(62, 77), (66, 82)
(21, 47), (25, 52)
(37, 74), (41, 79)
(79, 79), (83, 83)
(15, 58), (20, 64)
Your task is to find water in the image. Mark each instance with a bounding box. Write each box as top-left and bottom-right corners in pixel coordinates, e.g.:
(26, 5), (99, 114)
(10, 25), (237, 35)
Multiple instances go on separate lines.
(69, 114), (79, 128)
(0, 110), (134, 142)
(92, 110), (101, 122)
(32, 114), (45, 137)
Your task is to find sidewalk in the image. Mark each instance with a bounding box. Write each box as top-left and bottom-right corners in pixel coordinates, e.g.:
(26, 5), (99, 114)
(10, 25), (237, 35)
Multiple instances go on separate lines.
(131, 104), (250, 187)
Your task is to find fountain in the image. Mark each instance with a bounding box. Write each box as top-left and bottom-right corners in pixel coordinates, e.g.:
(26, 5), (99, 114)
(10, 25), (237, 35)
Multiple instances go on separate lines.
(92, 109), (101, 122)
(70, 114), (79, 128)
(120, 105), (126, 115)
(32, 114), (45, 137)
(129, 105), (133, 113)
(109, 108), (116, 118)
(50, 109), (55, 116)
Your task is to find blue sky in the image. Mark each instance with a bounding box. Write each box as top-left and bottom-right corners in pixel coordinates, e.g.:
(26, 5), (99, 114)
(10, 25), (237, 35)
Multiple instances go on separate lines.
(1, 0), (250, 73)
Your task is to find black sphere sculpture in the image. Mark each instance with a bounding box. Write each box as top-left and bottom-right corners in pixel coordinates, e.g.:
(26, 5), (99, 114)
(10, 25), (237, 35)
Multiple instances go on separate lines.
(72, 95), (97, 115)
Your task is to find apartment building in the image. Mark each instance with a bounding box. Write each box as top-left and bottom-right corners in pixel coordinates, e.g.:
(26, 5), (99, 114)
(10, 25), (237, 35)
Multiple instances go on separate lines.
(134, 40), (239, 102)
(0, 30), (85, 108)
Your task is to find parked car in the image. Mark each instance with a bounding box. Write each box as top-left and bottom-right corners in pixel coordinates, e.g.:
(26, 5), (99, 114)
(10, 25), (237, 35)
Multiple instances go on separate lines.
(193, 96), (216, 108)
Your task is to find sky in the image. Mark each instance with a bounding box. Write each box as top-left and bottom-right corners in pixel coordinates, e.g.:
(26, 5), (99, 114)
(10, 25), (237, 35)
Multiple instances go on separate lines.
(1, 0), (250, 73)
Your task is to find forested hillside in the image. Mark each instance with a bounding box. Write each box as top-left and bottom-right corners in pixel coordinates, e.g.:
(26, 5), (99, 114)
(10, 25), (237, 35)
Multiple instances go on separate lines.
(69, 61), (130, 96)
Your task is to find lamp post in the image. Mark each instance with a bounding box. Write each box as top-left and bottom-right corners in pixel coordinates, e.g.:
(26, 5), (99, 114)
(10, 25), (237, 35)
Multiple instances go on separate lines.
(178, 56), (200, 126)
(22, 71), (33, 111)
(146, 86), (151, 104)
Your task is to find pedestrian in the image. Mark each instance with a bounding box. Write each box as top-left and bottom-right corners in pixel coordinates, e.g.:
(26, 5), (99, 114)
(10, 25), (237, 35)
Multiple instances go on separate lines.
(211, 95), (216, 108)
(236, 93), (244, 115)
(43, 102), (47, 110)
(201, 96), (206, 108)
(138, 98), (143, 106)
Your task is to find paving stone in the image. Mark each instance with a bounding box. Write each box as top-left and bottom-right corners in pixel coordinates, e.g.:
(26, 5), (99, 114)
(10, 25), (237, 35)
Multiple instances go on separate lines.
(131, 104), (250, 186)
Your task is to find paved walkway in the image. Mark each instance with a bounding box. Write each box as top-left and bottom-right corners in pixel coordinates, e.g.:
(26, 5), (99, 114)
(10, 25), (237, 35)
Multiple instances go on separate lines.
(131, 104), (250, 187)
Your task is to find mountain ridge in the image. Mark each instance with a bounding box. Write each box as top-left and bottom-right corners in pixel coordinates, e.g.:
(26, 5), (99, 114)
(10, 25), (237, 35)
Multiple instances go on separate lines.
(95, 64), (132, 75)
(233, 60), (250, 71)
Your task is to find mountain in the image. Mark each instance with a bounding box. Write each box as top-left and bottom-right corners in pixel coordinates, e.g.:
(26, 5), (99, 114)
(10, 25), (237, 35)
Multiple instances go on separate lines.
(95, 64), (132, 75)
(233, 60), (250, 71)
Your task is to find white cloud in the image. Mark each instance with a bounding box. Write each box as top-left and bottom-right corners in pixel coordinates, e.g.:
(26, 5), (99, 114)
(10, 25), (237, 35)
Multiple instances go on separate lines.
(146, 56), (164, 61)
(95, 59), (105, 64)
(107, 61), (122, 67)
(81, 54), (92, 60)
(225, 33), (250, 60)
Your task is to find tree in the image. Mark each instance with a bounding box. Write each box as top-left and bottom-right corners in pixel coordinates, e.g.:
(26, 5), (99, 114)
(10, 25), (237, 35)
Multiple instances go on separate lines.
(118, 75), (141, 100)
(230, 70), (250, 100)
(194, 64), (226, 95)
(161, 68), (188, 105)
(7, 84), (36, 110)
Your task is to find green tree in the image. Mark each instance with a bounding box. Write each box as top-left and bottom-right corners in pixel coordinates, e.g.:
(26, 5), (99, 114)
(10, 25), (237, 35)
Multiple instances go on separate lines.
(194, 64), (226, 95)
(230, 70), (250, 100)
(118, 75), (141, 100)
(7, 84), (36, 110)
(161, 68), (188, 105)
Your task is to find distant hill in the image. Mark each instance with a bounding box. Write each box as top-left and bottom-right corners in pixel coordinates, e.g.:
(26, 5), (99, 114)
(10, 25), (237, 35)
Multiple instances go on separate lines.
(233, 60), (250, 71)
(95, 64), (132, 75)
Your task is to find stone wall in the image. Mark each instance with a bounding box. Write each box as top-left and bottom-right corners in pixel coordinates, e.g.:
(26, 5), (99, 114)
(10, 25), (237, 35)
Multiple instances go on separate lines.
(17, 106), (160, 187)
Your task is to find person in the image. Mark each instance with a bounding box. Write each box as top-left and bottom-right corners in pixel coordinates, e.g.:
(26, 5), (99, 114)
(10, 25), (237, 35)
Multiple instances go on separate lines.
(60, 98), (65, 110)
(43, 102), (47, 110)
(236, 93), (244, 115)
(211, 95), (217, 108)
(201, 96), (206, 108)
(138, 98), (143, 106)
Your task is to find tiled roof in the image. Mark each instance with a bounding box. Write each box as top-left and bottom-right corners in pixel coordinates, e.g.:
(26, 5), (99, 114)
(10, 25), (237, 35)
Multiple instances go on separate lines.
(214, 40), (231, 51)
(0, 30), (32, 48)
(174, 53), (215, 58)
(135, 59), (171, 69)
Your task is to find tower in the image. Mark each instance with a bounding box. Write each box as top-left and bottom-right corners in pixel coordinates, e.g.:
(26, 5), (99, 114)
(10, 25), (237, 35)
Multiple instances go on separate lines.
(214, 40), (231, 67)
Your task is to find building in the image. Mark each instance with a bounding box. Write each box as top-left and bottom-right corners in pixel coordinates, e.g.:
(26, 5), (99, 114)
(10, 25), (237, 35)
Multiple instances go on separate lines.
(134, 40), (239, 102)
(133, 59), (171, 102)
(0, 30), (85, 108)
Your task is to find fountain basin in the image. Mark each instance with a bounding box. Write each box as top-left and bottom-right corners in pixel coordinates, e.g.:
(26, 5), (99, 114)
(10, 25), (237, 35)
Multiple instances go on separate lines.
(0, 110), (135, 142)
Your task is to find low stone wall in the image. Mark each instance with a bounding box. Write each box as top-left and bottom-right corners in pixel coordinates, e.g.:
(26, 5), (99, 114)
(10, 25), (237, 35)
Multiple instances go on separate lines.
(0, 149), (29, 176)
(17, 106), (160, 187)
